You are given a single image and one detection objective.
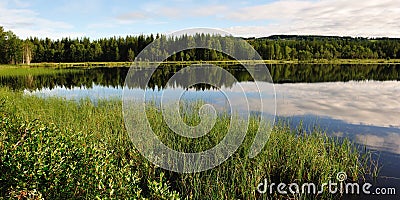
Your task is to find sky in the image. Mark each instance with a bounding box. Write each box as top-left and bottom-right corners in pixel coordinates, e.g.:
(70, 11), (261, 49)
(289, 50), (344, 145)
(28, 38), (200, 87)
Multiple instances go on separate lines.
(1, 0), (400, 39)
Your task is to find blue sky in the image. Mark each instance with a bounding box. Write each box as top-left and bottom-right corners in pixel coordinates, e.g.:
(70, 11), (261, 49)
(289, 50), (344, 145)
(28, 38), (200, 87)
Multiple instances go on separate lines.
(1, 0), (399, 39)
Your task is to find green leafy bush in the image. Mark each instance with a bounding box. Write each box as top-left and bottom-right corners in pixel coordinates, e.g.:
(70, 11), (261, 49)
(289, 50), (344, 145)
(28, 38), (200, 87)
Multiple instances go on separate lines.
(0, 97), (179, 199)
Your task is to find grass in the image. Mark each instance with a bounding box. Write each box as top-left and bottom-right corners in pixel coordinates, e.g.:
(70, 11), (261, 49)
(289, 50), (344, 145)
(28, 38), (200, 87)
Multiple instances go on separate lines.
(0, 67), (81, 77)
(1, 58), (400, 69)
(0, 87), (376, 199)
(0, 62), (133, 68)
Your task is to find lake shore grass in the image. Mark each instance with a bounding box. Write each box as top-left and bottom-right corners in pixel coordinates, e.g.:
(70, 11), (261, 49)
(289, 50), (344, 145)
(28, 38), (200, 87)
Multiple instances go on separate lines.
(0, 67), (81, 77)
(1, 59), (400, 69)
(0, 88), (377, 199)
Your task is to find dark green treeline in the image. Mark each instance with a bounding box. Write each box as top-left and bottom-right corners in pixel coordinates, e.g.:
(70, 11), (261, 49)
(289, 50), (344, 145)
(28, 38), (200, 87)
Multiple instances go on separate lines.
(2, 26), (400, 64)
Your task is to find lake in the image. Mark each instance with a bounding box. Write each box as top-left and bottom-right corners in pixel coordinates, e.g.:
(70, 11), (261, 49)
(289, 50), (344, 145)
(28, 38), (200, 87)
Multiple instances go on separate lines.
(2, 63), (399, 193)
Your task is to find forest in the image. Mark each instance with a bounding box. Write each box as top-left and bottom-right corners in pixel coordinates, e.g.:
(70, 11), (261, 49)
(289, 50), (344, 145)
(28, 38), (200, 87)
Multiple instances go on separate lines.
(1, 26), (400, 64)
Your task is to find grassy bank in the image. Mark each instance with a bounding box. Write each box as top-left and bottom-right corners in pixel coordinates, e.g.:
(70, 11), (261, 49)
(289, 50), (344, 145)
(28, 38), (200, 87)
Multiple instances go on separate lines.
(1, 59), (400, 69)
(0, 67), (81, 77)
(0, 88), (376, 199)
(0, 62), (133, 68)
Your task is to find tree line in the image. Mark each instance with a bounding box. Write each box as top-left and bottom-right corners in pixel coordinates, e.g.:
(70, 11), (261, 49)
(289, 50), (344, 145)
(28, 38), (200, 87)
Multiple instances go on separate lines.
(1, 26), (400, 64)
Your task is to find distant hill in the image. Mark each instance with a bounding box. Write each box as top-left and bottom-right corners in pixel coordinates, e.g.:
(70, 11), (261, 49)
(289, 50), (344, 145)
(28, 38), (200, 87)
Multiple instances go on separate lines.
(244, 35), (400, 41)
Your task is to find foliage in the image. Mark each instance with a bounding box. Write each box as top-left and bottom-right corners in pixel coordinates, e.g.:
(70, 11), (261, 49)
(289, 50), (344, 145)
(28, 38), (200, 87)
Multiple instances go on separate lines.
(0, 88), (376, 199)
(2, 26), (400, 64)
(0, 91), (180, 199)
(0, 27), (22, 64)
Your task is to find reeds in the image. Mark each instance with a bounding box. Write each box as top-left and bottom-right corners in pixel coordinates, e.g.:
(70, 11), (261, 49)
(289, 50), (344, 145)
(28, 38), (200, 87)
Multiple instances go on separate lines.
(0, 88), (375, 199)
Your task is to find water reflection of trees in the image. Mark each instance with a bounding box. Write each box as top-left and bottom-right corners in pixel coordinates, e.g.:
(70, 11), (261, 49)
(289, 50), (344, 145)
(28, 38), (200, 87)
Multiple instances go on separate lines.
(1, 64), (399, 91)
(270, 64), (400, 83)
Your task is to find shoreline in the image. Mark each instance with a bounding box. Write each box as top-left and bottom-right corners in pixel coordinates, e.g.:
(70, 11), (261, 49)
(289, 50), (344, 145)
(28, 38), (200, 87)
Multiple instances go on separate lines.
(1, 59), (400, 68)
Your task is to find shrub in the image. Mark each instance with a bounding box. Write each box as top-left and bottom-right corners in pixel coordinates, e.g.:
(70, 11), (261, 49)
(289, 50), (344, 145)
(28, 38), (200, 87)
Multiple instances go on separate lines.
(0, 98), (179, 199)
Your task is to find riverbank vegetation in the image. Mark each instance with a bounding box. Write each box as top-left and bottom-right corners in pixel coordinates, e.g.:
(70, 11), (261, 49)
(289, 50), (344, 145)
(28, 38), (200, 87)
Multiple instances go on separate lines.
(0, 88), (377, 199)
(2, 58), (400, 69)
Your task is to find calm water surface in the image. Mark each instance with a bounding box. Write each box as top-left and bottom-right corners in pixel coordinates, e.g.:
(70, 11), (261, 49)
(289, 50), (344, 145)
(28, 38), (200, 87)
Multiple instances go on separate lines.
(2, 64), (399, 195)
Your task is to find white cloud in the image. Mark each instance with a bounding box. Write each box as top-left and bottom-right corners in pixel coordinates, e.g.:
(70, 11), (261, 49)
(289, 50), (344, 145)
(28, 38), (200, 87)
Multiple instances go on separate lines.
(121, 0), (400, 38)
(56, 0), (101, 15)
(117, 12), (148, 21)
(2, 0), (400, 39)
(88, 11), (163, 31)
(275, 81), (400, 128)
(191, 5), (228, 17)
(355, 132), (400, 154)
(128, 4), (228, 19)
(0, 2), (81, 39)
(114, 11), (152, 25)
(224, 0), (400, 37)
(7, 0), (30, 8)
(10, 28), (84, 40)
(226, 0), (310, 21)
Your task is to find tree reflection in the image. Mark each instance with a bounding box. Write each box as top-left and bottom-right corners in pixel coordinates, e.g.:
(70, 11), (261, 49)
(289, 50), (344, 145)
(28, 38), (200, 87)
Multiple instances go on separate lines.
(1, 64), (399, 91)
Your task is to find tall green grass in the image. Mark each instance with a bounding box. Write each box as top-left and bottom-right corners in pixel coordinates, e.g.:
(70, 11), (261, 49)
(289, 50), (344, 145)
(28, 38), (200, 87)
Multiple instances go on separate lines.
(0, 88), (376, 199)
(0, 67), (81, 77)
